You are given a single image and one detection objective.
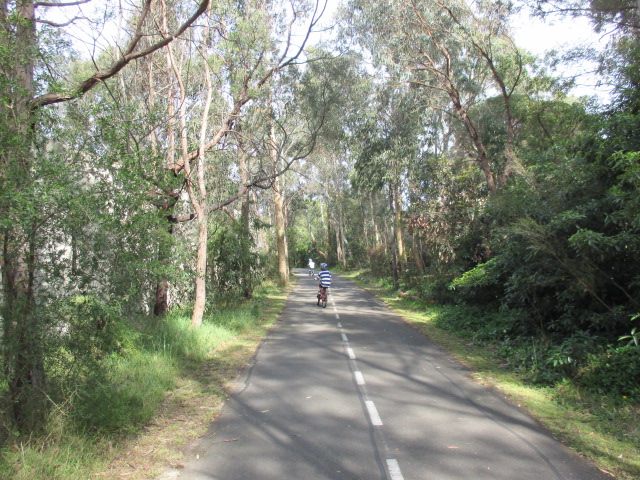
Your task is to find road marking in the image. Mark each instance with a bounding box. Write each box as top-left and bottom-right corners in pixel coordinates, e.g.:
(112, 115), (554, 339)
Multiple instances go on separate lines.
(365, 400), (383, 426)
(386, 459), (405, 480)
(324, 273), (405, 480)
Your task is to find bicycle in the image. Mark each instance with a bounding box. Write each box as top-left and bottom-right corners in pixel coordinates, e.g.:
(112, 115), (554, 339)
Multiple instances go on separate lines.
(317, 286), (328, 308)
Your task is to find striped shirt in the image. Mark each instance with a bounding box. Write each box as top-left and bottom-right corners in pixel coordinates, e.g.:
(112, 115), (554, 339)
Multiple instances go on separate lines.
(318, 270), (332, 287)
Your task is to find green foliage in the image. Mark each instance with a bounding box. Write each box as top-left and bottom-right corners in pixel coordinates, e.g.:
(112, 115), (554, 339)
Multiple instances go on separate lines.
(618, 317), (639, 346)
(0, 432), (110, 480)
(208, 221), (265, 299)
(57, 296), (130, 356)
(498, 332), (604, 384)
(409, 274), (458, 304)
(448, 258), (502, 304)
(576, 345), (640, 399)
(138, 310), (241, 363)
(46, 294), (272, 436)
(72, 352), (177, 435)
(45, 296), (134, 409)
(429, 304), (515, 344)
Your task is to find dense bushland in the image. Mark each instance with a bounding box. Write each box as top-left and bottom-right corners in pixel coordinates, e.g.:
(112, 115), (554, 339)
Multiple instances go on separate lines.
(338, 103), (640, 401)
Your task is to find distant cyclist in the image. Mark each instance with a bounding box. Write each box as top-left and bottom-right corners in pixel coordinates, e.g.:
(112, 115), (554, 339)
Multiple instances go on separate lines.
(316, 263), (332, 299)
(308, 258), (315, 276)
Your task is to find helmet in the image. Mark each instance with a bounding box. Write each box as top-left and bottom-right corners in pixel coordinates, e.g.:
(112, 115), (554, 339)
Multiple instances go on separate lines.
(309, 258), (313, 261)
(320, 263), (328, 269)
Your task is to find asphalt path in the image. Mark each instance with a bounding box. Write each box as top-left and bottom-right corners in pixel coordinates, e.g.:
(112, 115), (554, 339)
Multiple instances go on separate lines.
(170, 269), (610, 480)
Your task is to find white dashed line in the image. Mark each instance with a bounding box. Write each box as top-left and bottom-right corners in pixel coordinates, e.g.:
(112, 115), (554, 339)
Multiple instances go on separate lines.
(330, 282), (405, 479)
(386, 459), (405, 480)
(365, 400), (383, 426)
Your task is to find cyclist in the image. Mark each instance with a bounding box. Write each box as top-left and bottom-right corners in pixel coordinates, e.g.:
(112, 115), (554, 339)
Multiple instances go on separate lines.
(308, 258), (315, 276)
(316, 263), (332, 300)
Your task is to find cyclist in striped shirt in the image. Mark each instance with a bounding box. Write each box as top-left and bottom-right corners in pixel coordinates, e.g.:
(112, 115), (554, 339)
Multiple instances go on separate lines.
(316, 263), (332, 299)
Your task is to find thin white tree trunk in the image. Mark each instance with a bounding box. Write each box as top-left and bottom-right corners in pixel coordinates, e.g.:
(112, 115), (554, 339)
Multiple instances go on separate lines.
(191, 15), (213, 327)
(164, 4), (212, 327)
(271, 117), (289, 285)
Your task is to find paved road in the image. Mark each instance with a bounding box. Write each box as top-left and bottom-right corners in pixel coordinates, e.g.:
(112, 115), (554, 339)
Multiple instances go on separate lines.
(171, 270), (610, 480)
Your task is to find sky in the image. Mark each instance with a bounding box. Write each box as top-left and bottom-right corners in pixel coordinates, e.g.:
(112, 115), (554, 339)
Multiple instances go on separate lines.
(313, 0), (610, 101)
(51, 0), (609, 101)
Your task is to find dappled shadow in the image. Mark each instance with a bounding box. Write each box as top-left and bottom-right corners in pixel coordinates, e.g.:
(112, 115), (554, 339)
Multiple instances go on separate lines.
(174, 269), (610, 480)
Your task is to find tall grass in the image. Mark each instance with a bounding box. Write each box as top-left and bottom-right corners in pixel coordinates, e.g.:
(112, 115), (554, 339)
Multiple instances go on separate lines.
(139, 313), (236, 363)
(1, 287), (283, 480)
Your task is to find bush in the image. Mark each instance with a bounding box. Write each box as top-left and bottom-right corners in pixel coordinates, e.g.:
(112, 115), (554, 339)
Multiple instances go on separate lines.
(498, 331), (606, 385)
(419, 275), (458, 304)
(448, 257), (503, 305)
(576, 345), (640, 399)
(208, 223), (265, 299)
(431, 304), (514, 343)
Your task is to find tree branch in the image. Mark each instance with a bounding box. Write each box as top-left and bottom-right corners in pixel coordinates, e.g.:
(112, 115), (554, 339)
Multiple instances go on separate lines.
(34, 0), (93, 7)
(36, 16), (85, 27)
(30, 0), (210, 110)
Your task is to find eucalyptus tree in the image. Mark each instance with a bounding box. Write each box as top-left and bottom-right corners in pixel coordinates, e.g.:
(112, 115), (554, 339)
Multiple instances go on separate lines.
(107, 0), (329, 324)
(435, 0), (530, 184)
(348, 0), (530, 194)
(0, 0), (210, 431)
(291, 49), (374, 267)
(268, 65), (330, 284)
(351, 85), (428, 280)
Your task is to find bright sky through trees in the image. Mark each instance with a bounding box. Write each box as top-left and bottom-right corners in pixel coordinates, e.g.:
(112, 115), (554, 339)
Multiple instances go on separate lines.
(312, 0), (610, 101)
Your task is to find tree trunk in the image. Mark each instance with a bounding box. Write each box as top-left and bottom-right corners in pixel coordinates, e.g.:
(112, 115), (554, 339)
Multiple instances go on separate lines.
(392, 178), (405, 268)
(451, 95), (497, 194)
(1, 0), (47, 431)
(370, 194), (381, 246)
(164, 9), (212, 327)
(190, 16), (213, 327)
(412, 228), (426, 274)
(154, 278), (170, 316)
(191, 220), (208, 326)
(272, 120), (289, 285)
(389, 187), (400, 285)
(238, 124), (253, 298)
(361, 202), (369, 248)
(325, 199), (333, 262)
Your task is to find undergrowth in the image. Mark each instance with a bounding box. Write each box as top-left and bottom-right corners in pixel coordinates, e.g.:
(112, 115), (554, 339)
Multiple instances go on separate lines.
(0, 281), (287, 480)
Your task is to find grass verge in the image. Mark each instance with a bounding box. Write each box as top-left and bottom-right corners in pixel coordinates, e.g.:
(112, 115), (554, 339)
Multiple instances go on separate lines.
(0, 280), (290, 480)
(340, 269), (639, 480)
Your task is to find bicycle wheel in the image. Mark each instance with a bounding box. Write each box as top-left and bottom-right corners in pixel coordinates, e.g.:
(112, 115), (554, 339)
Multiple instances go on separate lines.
(322, 295), (327, 308)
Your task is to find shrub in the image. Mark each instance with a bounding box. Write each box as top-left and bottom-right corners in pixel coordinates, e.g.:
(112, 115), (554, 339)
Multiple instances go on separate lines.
(576, 345), (640, 399)
(419, 275), (458, 304)
(432, 304), (514, 343)
(448, 257), (503, 305)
